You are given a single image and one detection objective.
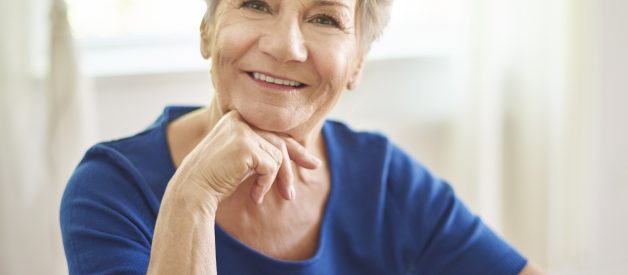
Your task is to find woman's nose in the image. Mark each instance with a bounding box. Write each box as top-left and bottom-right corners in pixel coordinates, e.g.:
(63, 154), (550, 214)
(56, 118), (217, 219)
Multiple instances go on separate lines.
(258, 15), (308, 64)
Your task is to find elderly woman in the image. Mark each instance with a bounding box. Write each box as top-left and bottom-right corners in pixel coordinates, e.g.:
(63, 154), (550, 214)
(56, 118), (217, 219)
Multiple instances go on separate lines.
(60, 0), (543, 274)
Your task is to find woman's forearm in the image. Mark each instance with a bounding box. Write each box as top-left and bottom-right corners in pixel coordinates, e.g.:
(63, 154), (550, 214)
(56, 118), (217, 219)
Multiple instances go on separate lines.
(147, 177), (220, 275)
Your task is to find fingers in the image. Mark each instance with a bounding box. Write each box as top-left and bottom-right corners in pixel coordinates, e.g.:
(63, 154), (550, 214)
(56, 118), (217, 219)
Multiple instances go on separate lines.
(250, 134), (321, 204)
(223, 110), (321, 203)
(229, 109), (321, 169)
(279, 145), (296, 200)
(249, 139), (282, 204)
(282, 137), (322, 169)
(256, 132), (295, 201)
(249, 132), (321, 204)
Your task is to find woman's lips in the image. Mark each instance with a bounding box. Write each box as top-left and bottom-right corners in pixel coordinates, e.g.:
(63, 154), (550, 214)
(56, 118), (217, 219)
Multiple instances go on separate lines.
(246, 71), (307, 92)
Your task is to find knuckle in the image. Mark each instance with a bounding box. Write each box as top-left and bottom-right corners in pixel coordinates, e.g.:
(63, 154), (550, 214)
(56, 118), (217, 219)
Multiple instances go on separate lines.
(271, 147), (283, 165)
(265, 153), (281, 171)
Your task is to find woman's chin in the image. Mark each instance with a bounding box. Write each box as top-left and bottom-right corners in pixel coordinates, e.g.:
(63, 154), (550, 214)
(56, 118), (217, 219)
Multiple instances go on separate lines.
(238, 108), (304, 134)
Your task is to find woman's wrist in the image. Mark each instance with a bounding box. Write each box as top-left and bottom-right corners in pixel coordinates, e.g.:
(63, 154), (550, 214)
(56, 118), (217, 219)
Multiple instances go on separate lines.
(149, 176), (219, 275)
(164, 172), (221, 218)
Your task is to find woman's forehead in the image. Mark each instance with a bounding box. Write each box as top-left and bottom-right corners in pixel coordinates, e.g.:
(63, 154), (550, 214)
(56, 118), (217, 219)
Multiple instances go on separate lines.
(219, 0), (357, 10)
(308, 0), (355, 10)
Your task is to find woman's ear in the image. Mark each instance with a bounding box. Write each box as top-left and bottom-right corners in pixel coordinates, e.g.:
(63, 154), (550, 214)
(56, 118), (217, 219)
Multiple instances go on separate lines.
(347, 56), (365, 90)
(200, 17), (213, 60)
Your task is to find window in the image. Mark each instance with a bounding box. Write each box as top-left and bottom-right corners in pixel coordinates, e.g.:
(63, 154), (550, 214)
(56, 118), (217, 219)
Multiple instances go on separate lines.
(66, 0), (206, 38)
(66, 0), (464, 76)
(66, 0), (208, 76)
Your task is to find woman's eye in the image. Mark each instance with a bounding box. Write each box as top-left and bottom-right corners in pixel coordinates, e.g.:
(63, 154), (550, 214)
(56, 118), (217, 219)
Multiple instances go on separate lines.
(242, 0), (271, 13)
(309, 15), (340, 28)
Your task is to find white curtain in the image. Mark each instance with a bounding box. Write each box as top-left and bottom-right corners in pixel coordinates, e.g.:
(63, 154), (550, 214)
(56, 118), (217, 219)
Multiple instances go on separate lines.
(0, 0), (94, 273)
(447, 0), (597, 272)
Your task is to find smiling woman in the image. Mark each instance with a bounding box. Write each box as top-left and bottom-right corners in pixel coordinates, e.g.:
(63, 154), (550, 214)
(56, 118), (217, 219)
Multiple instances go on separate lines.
(204, 0), (363, 134)
(59, 0), (542, 274)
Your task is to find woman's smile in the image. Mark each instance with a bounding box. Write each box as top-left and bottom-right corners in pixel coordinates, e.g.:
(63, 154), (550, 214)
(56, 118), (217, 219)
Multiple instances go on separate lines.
(245, 70), (308, 92)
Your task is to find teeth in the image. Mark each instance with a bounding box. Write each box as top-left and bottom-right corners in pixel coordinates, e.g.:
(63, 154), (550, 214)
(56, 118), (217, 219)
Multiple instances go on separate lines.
(252, 72), (302, 87)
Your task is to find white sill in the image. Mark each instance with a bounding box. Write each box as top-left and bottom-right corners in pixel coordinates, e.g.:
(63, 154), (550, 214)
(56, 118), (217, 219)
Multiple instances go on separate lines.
(77, 34), (210, 77)
(78, 34), (455, 78)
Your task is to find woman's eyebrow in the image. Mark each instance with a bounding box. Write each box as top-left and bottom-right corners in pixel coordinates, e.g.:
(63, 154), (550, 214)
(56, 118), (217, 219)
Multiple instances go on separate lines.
(313, 0), (351, 11)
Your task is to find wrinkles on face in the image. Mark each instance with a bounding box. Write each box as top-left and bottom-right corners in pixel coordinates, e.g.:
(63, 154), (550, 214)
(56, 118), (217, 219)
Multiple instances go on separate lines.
(205, 0), (362, 140)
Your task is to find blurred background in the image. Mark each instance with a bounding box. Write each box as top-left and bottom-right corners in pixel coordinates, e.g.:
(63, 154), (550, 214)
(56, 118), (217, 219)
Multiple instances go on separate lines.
(1, 0), (627, 274)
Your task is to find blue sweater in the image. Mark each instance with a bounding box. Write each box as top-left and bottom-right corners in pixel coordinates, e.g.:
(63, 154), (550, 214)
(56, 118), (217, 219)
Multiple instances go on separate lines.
(60, 106), (526, 274)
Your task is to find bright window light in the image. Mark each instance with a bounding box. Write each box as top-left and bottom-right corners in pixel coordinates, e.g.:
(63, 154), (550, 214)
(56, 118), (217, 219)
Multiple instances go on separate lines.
(66, 0), (206, 38)
(65, 0), (464, 76)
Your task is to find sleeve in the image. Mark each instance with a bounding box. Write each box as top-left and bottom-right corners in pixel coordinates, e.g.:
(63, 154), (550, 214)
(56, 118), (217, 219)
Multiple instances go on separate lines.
(60, 146), (155, 275)
(386, 145), (527, 275)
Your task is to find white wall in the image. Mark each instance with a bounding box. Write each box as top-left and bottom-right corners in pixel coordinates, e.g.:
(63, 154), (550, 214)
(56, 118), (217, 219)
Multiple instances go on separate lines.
(590, 0), (628, 273)
(92, 71), (210, 140)
(92, 57), (457, 181)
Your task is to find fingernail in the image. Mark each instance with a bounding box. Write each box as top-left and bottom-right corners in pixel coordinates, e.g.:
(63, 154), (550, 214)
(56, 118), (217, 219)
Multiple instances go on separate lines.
(313, 157), (322, 166)
(289, 186), (296, 200)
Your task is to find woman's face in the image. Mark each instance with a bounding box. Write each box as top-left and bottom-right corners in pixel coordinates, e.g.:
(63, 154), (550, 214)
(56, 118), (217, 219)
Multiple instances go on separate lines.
(203, 0), (363, 136)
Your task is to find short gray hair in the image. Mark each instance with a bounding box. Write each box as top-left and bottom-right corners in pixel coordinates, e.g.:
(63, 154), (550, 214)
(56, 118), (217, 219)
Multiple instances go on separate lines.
(202, 0), (393, 53)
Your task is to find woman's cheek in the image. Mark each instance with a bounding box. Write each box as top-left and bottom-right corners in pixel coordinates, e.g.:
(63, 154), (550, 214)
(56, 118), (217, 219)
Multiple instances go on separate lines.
(318, 48), (353, 90)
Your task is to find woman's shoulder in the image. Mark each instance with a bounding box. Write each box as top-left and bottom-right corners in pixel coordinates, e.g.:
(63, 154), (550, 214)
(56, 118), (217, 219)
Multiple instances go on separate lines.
(79, 106), (199, 174)
(323, 119), (444, 204)
(324, 121), (526, 274)
(323, 119), (430, 174)
(59, 137), (169, 275)
(61, 106), (200, 212)
(324, 120), (453, 217)
(60, 133), (168, 220)
(72, 119), (171, 186)
(324, 119), (387, 141)
(323, 119), (390, 155)
(96, 105), (200, 164)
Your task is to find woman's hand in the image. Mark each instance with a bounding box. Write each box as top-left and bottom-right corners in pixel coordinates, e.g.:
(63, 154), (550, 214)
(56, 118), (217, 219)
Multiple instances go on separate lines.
(148, 110), (322, 275)
(176, 110), (321, 206)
